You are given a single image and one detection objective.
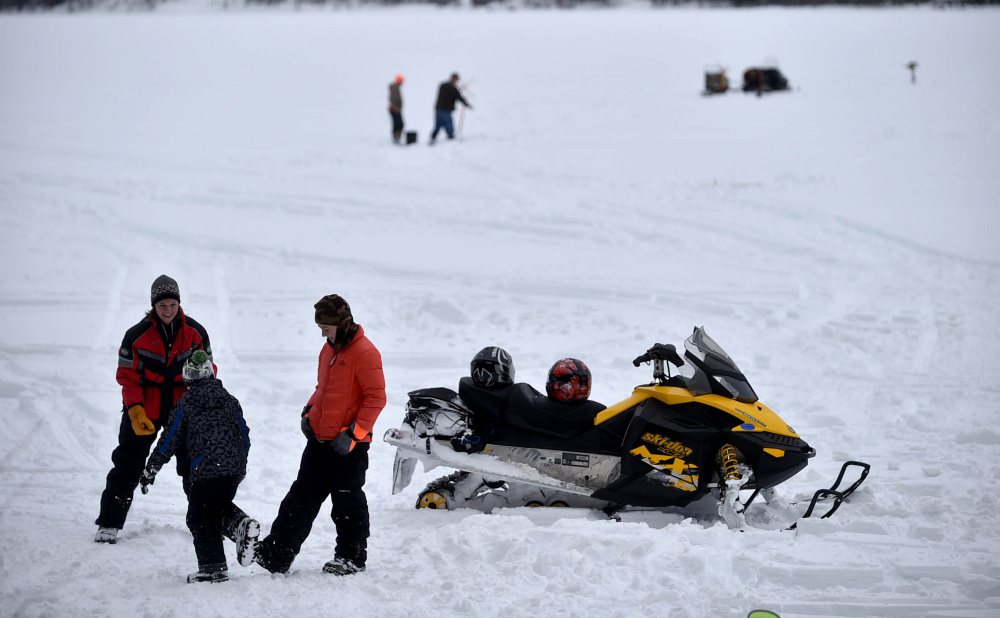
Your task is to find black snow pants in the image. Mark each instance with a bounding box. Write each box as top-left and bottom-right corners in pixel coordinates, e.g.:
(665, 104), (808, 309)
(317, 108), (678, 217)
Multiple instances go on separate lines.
(96, 409), (189, 530)
(255, 440), (370, 574)
(187, 476), (249, 570)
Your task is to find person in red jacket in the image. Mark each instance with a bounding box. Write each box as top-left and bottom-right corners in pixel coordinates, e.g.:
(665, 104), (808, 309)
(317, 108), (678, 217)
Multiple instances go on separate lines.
(253, 294), (386, 576)
(94, 275), (215, 544)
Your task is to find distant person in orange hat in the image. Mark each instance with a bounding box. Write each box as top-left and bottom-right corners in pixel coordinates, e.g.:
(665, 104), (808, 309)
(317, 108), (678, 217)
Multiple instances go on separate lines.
(388, 74), (405, 144)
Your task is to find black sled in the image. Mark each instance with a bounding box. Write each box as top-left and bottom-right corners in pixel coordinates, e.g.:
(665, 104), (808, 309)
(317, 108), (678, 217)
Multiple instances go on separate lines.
(742, 67), (790, 95)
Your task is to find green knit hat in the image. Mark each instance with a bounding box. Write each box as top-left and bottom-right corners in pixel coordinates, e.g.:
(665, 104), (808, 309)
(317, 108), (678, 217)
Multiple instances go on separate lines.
(182, 349), (213, 383)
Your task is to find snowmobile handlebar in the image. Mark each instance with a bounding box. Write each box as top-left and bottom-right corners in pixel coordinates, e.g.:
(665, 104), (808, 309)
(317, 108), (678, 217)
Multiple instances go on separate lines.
(632, 343), (685, 368)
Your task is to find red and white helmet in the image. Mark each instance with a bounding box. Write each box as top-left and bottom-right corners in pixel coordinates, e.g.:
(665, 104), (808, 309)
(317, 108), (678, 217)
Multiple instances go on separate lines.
(546, 358), (592, 401)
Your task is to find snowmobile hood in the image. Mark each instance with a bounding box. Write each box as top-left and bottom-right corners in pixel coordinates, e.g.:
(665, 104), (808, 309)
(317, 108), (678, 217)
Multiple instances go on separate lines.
(594, 386), (800, 439)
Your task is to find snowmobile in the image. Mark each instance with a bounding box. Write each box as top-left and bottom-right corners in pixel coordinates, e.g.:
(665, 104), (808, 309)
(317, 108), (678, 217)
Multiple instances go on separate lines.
(385, 327), (868, 529)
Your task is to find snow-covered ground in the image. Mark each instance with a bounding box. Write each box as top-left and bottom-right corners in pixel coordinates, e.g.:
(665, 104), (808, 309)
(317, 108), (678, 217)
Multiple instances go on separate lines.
(1, 5), (999, 618)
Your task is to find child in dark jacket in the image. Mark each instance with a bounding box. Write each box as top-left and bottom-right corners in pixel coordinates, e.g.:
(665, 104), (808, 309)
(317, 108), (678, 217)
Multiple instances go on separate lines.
(140, 349), (258, 584)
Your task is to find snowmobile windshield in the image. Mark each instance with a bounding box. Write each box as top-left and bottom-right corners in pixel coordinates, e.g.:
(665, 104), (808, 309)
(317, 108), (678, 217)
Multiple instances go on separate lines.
(683, 327), (758, 403)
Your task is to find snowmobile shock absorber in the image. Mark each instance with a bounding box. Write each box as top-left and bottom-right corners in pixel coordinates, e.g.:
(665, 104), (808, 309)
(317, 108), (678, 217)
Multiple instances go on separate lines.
(720, 444), (740, 482)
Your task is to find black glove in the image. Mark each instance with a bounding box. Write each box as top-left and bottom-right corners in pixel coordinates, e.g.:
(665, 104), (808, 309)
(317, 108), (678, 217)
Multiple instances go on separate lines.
(139, 466), (157, 495)
(300, 406), (316, 441)
(330, 421), (367, 456)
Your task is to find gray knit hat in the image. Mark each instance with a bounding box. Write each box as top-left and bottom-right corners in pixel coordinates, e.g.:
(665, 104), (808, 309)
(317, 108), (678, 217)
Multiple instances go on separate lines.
(151, 275), (180, 306)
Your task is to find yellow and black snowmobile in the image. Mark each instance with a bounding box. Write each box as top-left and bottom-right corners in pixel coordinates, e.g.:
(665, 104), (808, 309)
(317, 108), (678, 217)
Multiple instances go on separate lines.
(385, 327), (868, 529)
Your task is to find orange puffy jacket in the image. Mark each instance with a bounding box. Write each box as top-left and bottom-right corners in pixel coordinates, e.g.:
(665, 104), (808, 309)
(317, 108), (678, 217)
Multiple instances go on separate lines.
(306, 325), (386, 441)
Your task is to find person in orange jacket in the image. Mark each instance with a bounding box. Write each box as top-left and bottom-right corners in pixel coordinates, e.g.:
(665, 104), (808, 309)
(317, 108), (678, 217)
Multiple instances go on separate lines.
(253, 294), (386, 576)
(95, 275), (215, 544)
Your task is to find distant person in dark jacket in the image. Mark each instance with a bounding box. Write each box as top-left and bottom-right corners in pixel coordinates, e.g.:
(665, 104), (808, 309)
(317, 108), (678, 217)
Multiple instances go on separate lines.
(430, 72), (472, 144)
(388, 74), (404, 144)
(140, 350), (259, 584)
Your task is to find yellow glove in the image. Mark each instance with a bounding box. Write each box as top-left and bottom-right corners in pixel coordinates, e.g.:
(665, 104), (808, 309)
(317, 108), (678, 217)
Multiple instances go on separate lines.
(128, 405), (156, 436)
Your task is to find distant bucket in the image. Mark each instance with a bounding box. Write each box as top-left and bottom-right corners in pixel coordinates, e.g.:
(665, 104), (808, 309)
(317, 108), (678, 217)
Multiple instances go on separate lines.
(406, 131), (418, 145)
(703, 64), (728, 95)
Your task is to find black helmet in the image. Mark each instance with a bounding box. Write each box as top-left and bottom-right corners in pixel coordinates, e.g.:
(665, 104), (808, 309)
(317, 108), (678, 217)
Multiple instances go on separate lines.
(470, 346), (515, 389)
(546, 358), (591, 401)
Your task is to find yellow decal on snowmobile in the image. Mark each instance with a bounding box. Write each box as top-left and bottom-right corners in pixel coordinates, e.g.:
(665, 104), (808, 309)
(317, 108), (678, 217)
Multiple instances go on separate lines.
(640, 432), (693, 458)
(596, 386), (799, 439)
(630, 445), (699, 492)
(762, 448), (785, 458)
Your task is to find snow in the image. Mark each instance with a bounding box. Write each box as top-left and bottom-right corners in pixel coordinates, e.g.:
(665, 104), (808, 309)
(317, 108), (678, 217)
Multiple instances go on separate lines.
(1, 4), (999, 618)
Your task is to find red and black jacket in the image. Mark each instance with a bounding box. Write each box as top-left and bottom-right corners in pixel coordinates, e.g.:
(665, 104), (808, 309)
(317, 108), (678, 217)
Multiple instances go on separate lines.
(116, 308), (214, 422)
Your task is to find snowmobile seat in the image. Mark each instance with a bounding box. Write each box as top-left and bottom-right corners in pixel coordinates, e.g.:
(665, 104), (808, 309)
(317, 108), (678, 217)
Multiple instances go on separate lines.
(458, 377), (605, 440)
(457, 378), (512, 424)
(457, 377), (513, 440)
(507, 385), (605, 438)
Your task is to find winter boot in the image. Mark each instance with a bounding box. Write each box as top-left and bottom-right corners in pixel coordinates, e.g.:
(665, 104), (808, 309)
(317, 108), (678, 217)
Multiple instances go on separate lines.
(322, 555), (366, 576)
(323, 538), (366, 575)
(392, 131), (401, 144)
(251, 537), (292, 574)
(94, 526), (118, 544)
(234, 516), (260, 568)
(187, 564), (229, 584)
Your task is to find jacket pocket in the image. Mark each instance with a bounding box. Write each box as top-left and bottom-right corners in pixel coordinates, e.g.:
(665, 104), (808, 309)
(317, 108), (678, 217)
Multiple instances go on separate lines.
(190, 454), (205, 471)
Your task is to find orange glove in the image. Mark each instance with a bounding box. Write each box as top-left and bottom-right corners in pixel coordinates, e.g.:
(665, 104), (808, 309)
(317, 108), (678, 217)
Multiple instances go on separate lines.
(128, 405), (156, 436)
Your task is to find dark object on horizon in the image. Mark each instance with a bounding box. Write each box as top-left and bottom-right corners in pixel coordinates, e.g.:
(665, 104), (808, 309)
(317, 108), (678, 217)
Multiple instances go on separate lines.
(908, 61), (918, 83)
(703, 65), (728, 95)
(406, 131), (418, 145)
(742, 67), (790, 96)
